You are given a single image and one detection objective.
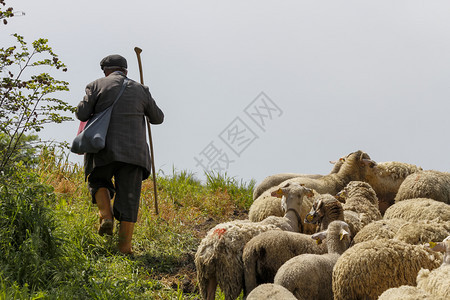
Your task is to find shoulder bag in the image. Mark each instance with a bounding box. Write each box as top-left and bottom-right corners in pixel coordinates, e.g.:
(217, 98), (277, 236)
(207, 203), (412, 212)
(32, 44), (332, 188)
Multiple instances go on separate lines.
(71, 78), (129, 154)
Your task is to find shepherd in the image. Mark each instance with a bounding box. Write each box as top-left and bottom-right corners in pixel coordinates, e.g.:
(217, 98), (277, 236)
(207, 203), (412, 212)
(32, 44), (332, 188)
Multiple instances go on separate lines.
(75, 54), (164, 254)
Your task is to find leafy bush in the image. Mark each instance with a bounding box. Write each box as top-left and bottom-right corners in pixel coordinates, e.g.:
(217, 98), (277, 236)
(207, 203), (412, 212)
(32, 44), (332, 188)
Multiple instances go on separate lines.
(0, 166), (70, 290)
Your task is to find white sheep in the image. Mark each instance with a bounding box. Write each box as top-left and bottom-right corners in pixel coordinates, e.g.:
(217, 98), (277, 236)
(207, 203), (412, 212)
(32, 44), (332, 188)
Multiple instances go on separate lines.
(336, 180), (382, 236)
(425, 235), (450, 266)
(332, 239), (443, 300)
(252, 173), (321, 201)
(242, 227), (327, 295)
(379, 236), (450, 300)
(364, 161), (422, 215)
(378, 285), (439, 300)
(416, 265), (450, 298)
(352, 218), (408, 244)
(246, 283), (297, 300)
(273, 220), (351, 300)
(252, 158), (344, 200)
(248, 150), (376, 232)
(395, 170), (450, 205)
(383, 198), (450, 223)
(393, 220), (450, 245)
(352, 219), (450, 246)
(194, 184), (314, 300)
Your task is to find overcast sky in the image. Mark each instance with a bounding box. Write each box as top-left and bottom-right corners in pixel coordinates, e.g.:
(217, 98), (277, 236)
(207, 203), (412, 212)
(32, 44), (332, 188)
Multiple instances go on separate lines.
(3, 0), (449, 184)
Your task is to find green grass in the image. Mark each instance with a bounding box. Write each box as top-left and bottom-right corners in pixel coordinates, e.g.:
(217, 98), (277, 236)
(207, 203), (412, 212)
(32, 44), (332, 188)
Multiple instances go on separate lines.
(0, 149), (255, 299)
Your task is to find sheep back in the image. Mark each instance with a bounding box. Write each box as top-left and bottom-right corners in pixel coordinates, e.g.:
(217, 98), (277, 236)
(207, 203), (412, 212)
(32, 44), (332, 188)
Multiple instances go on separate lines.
(274, 253), (339, 300)
(249, 187), (284, 222)
(416, 265), (450, 298)
(332, 239), (443, 300)
(252, 173), (321, 200)
(394, 220), (450, 245)
(395, 170), (450, 205)
(194, 220), (282, 300)
(246, 283), (297, 300)
(365, 161), (422, 214)
(384, 198), (450, 223)
(242, 230), (327, 294)
(352, 218), (408, 244)
(378, 285), (438, 300)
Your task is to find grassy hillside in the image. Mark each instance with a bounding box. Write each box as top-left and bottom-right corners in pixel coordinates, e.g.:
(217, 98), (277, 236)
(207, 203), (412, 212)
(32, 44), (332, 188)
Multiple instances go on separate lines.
(0, 149), (255, 299)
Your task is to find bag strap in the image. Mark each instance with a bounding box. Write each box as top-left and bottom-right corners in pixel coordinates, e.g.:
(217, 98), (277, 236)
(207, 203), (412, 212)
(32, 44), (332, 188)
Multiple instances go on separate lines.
(110, 77), (129, 108)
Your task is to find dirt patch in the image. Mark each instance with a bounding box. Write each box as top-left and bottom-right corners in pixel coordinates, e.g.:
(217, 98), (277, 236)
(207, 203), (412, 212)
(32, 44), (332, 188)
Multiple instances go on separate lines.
(162, 208), (248, 294)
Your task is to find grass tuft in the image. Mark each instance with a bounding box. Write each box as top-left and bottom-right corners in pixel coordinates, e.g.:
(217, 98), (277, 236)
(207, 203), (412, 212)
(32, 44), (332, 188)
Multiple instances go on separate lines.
(0, 150), (255, 298)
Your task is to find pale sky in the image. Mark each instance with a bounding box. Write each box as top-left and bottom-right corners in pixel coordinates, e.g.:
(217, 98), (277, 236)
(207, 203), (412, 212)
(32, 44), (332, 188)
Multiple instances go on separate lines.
(3, 0), (449, 184)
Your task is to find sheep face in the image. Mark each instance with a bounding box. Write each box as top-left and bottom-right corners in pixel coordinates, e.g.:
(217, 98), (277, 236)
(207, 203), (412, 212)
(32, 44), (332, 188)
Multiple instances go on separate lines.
(271, 184), (314, 213)
(339, 150), (376, 180)
(311, 220), (351, 244)
(426, 235), (450, 266)
(305, 198), (324, 224)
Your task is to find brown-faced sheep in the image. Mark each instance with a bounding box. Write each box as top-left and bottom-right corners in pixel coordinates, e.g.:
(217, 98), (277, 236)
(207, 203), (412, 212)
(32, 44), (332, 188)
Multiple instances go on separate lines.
(305, 181), (382, 237)
(273, 220), (351, 300)
(195, 184), (314, 300)
(304, 194), (345, 232)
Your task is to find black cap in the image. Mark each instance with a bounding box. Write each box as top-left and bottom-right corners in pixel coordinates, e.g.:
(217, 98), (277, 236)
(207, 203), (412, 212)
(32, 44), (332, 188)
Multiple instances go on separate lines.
(100, 54), (127, 70)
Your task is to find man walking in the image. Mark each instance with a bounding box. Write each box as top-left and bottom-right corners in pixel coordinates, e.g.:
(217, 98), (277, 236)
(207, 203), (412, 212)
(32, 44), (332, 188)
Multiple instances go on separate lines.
(76, 54), (164, 254)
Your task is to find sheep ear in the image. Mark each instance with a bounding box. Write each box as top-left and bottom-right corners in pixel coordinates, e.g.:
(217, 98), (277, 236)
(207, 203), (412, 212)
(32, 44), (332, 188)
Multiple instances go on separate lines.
(335, 190), (347, 202)
(315, 199), (323, 210)
(339, 229), (350, 240)
(329, 160), (337, 164)
(271, 188), (284, 198)
(361, 158), (377, 167)
(426, 241), (445, 252)
(305, 188), (315, 198)
(312, 231), (327, 243)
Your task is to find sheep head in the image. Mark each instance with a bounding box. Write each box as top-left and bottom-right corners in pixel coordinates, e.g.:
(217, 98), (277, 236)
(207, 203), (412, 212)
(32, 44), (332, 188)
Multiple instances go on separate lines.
(271, 183), (314, 214)
(338, 150), (377, 181)
(426, 235), (450, 266)
(311, 220), (351, 251)
(305, 194), (345, 233)
(305, 198), (325, 224)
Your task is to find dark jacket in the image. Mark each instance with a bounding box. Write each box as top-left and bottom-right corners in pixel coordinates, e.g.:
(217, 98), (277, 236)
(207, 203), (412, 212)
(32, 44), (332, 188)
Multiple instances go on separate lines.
(76, 72), (164, 179)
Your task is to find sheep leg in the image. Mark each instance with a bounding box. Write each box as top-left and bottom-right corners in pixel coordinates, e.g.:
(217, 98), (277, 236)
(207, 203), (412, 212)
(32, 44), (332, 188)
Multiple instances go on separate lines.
(243, 258), (258, 297)
(206, 277), (217, 300)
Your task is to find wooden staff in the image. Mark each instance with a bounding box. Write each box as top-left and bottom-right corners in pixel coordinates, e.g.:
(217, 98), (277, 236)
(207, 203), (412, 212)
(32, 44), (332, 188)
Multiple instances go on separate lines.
(134, 46), (159, 215)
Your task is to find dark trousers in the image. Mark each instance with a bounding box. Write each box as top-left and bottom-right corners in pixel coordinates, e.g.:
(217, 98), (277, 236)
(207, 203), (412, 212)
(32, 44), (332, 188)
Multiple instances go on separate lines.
(88, 162), (144, 222)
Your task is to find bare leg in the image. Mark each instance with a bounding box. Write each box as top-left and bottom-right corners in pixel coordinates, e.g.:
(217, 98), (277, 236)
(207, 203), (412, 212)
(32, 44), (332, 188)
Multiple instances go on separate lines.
(95, 187), (113, 235)
(118, 221), (135, 254)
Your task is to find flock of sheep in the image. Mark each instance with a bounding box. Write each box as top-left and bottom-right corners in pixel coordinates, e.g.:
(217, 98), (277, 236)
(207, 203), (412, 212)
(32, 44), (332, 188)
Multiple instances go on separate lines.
(194, 150), (450, 300)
